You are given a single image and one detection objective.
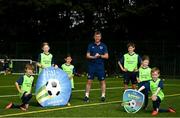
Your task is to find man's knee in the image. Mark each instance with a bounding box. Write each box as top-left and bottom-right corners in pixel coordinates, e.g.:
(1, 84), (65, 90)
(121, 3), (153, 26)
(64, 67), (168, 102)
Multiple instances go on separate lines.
(87, 80), (92, 86)
(100, 80), (106, 85)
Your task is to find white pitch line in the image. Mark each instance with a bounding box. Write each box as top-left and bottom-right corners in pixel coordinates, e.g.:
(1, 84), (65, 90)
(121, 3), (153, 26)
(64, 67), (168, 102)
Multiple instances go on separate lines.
(0, 85), (14, 88)
(0, 80), (121, 88)
(0, 82), (180, 88)
(1, 83), (180, 97)
(75, 80), (121, 85)
(0, 87), (123, 98)
(0, 100), (122, 117)
(1, 93), (180, 117)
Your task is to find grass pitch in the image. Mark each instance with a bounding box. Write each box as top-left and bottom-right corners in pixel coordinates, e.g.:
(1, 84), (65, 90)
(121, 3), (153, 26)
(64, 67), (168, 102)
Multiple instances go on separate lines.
(0, 74), (179, 117)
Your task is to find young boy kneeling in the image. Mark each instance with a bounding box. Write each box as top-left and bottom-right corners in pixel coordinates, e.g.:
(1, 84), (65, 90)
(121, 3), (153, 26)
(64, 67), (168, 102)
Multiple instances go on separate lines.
(5, 64), (35, 111)
(138, 67), (176, 116)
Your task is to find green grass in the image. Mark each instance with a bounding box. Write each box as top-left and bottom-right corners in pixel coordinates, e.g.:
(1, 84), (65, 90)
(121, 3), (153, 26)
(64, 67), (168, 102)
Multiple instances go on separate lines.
(0, 74), (180, 117)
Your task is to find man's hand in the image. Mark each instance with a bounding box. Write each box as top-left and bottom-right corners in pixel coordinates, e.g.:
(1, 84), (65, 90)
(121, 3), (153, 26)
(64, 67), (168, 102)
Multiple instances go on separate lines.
(95, 53), (101, 58)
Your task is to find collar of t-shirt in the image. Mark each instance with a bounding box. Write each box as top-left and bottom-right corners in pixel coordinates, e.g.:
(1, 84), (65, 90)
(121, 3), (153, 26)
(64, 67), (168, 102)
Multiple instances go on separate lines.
(141, 66), (149, 69)
(94, 42), (101, 46)
(128, 52), (135, 56)
(152, 78), (159, 82)
(65, 63), (71, 66)
(43, 52), (50, 55)
(24, 74), (33, 78)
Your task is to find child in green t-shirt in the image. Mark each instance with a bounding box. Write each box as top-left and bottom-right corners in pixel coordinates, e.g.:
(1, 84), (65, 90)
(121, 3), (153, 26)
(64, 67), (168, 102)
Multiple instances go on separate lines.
(138, 67), (176, 116)
(5, 64), (35, 111)
(61, 54), (75, 106)
(137, 55), (151, 110)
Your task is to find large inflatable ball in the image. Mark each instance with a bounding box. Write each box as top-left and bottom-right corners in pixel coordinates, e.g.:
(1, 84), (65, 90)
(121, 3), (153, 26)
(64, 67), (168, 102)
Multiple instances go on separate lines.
(35, 67), (71, 107)
(122, 89), (144, 113)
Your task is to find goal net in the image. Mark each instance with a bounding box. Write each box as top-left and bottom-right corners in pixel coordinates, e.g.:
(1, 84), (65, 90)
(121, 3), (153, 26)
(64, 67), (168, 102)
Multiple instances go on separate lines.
(0, 59), (38, 74)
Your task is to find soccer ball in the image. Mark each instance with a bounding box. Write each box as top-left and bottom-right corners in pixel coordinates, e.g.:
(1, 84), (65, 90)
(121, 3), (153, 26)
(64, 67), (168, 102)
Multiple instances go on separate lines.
(46, 79), (61, 97)
(129, 99), (136, 109)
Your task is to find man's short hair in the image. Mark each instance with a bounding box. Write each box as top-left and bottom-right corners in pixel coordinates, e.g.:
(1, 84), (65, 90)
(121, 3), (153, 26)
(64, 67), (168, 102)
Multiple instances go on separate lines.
(94, 31), (101, 36)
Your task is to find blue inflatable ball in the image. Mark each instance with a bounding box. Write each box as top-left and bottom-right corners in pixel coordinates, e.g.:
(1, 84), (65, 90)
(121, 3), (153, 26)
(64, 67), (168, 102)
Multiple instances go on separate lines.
(35, 67), (71, 107)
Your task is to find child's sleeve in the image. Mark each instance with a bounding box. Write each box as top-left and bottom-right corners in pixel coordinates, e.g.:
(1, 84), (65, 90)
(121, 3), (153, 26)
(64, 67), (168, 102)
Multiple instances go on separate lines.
(51, 55), (55, 65)
(37, 54), (41, 63)
(16, 76), (24, 85)
(137, 55), (142, 67)
(137, 71), (140, 78)
(158, 80), (164, 89)
(61, 64), (64, 70)
(32, 80), (35, 87)
(119, 55), (124, 65)
(73, 66), (76, 74)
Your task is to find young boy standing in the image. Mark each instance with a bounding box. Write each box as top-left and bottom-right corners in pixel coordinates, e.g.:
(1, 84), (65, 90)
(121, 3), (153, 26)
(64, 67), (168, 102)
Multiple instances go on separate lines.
(61, 55), (75, 89)
(118, 42), (141, 90)
(61, 55), (75, 106)
(37, 42), (57, 74)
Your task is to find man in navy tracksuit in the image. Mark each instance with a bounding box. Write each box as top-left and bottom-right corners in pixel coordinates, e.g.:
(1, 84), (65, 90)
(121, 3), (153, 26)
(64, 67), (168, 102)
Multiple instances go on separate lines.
(84, 31), (109, 102)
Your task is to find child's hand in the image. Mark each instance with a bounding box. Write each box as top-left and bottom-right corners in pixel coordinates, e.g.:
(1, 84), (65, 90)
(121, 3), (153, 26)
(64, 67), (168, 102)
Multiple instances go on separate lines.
(122, 68), (127, 72)
(19, 90), (23, 94)
(134, 88), (138, 91)
(68, 75), (73, 79)
(70, 76), (74, 79)
(71, 74), (74, 77)
(54, 65), (58, 69)
(41, 65), (45, 69)
(25, 92), (30, 96)
(151, 95), (157, 101)
(133, 69), (138, 72)
(137, 79), (141, 83)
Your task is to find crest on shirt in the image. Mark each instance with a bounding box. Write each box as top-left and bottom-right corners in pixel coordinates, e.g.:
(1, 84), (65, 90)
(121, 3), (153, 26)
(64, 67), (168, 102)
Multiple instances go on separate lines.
(99, 46), (103, 49)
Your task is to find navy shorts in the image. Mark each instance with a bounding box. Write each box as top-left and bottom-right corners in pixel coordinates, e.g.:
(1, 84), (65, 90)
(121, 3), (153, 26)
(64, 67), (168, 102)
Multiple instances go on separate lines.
(124, 72), (137, 85)
(152, 96), (161, 110)
(21, 92), (32, 104)
(88, 64), (105, 81)
(3, 63), (9, 71)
